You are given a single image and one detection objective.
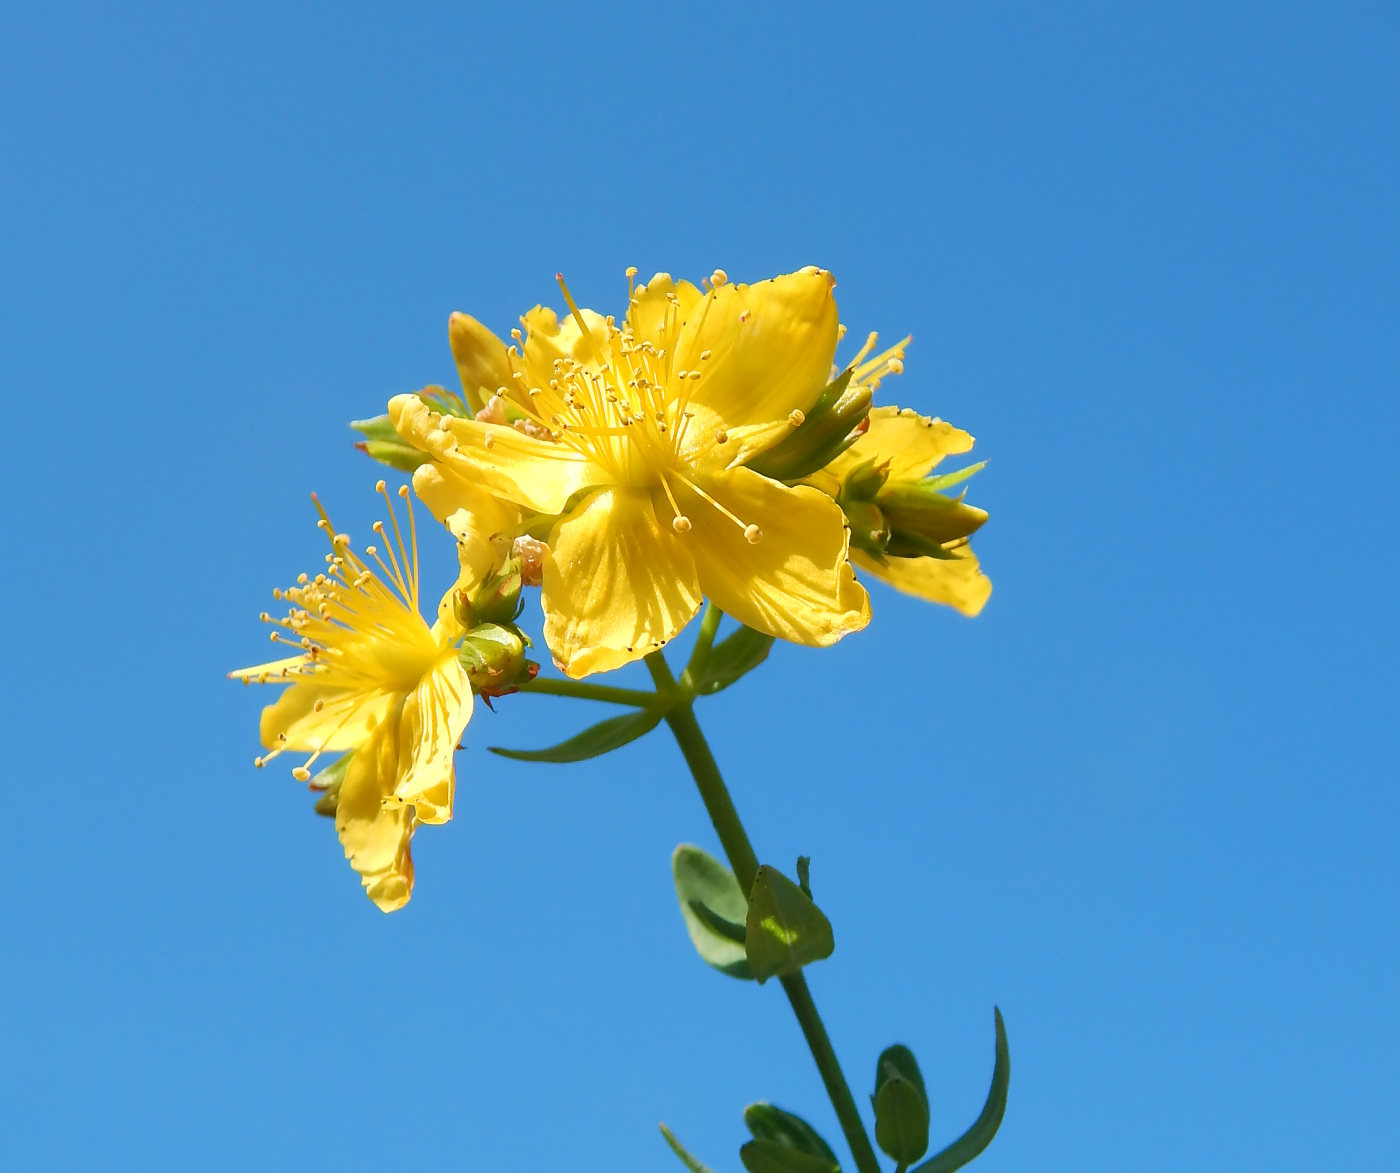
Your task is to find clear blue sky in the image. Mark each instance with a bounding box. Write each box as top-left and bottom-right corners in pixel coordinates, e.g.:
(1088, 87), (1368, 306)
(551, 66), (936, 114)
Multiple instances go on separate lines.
(2, 3), (1395, 1169)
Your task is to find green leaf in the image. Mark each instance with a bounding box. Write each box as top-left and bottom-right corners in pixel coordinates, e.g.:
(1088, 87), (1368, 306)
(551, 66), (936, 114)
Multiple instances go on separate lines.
(660, 1124), (721, 1173)
(673, 845), (754, 980)
(873, 1046), (930, 1164)
(745, 865), (835, 984)
(913, 1009), (1010, 1173)
(694, 625), (775, 695)
(743, 1103), (839, 1168)
(740, 1140), (838, 1173)
(488, 708), (661, 763)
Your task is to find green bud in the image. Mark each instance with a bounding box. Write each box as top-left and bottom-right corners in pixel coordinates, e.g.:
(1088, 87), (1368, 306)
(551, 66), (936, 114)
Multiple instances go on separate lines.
(459, 623), (532, 694)
(877, 481), (987, 546)
(839, 456), (891, 504)
(474, 559), (525, 625)
(309, 750), (354, 818)
(740, 1140), (837, 1173)
(872, 1045), (930, 1164)
(841, 499), (889, 559)
(746, 369), (875, 483)
(350, 415), (431, 473)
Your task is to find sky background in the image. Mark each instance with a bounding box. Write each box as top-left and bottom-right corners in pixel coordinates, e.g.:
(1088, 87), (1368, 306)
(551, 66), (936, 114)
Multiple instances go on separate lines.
(2, 2), (1396, 1169)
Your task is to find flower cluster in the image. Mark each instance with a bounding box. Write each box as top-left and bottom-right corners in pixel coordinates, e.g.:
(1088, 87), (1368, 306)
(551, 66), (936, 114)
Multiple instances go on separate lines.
(233, 266), (990, 910)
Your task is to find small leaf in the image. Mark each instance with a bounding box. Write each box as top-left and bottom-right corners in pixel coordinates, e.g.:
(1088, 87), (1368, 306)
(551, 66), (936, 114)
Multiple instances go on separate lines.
(740, 1140), (838, 1173)
(913, 1009), (1010, 1173)
(796, 856), (811, 898)
(745, 865), (835, 984)
(673, 845), (754, 980)
(695, 625), (775, 695)
(873, 1047), (930, 1165)
(660, 1124), (721, 1173)
(489, 708), (661, 763)
(743, 1103), (839, 1167)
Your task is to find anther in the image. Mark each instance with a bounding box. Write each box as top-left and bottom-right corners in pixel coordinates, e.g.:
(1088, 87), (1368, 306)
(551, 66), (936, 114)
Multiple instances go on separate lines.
(313, 700), (324, 712)
(672, 516), (692, 534)
(711, 269), (729, 287)
(292, 766), (311, 782)
(887, 358), (904, 374)
(715, 430), (728, 444)
(398, 485), (409, 498)
(376, 479), (386, 492)
(700, 350), (712, 360)
(745, 524), (763, 544)
(739, 310), (751, 323)
(789, 409), (806, 426)
(626, 266), (638, 278)
(484, 434), (495, 450)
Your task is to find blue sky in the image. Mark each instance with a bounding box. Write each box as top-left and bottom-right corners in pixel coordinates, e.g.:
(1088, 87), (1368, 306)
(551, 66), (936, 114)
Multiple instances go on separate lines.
(2, 2), (1396, 1169)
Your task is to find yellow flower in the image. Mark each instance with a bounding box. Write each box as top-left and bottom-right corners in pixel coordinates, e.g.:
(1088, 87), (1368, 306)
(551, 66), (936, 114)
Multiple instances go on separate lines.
(229, 484), (472, 911)
(805, 394), (992, 618)
(391, 267), (870, 677)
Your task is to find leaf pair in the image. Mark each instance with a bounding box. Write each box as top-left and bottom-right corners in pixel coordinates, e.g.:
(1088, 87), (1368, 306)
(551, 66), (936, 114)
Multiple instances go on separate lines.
(672, 847), (834, 985)
(872, 1014), (1010, 1173)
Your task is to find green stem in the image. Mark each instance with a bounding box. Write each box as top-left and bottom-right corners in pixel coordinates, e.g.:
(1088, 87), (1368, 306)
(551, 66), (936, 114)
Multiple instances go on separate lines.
(678, 601), (724, 693)
(646, 650), (882, 1173)
(516, 676), (659, 708)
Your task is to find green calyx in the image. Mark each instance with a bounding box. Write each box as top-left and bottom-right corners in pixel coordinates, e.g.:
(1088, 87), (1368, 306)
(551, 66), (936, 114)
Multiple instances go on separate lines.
(352, 385), (473, 472)
(747, 368), (874, 483)
(458, 622), (534, 695)
(836, 458), (986, 564)
(454, 558), (524, 629)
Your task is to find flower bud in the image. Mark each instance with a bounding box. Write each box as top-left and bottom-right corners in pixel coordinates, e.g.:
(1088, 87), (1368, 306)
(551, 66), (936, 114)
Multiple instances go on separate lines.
(745, 369), (874, 483)
(459, 623), (533, 694)
(877, 481), (988, 546)
(839, 455), (891, 504)
(841, 499), (889, 559)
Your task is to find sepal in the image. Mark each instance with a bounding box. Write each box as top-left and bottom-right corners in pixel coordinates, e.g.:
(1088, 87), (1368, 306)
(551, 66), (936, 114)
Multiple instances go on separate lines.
(746, 368), (873, 484)
(872, 1045), (930, 1164)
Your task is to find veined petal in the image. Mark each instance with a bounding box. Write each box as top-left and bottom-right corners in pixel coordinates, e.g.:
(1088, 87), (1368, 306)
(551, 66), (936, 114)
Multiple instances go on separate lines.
(336, 708), (416, 912)
(542, 486), (702, 678)
(390, 394), (603, 514)
(852, 548), (992, 617)
(826, 406), (975, 482)
(628, 273), (703, 353)
(680, 466), (869, 646)
(412, 461), (523, 601)
(677, 268), (839, 433)
(448, 312), (513, 415)
(392, 653), (472, 825)
(519, 303), (610, 390)
(258, 678), (392, 754)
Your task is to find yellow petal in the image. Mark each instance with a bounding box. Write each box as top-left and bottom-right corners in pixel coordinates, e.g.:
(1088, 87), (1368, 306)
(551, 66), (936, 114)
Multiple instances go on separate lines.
(412, 461), (522, 601)
(336, 710), (416, 912)
(679, 466), (869, 646)
(677, 268), (839, 433)
(826, 406), (975, 482)
(390, 393), (602, 514)
(258, 678), (392, 754)
(852, 548), (992, 617)
(448, 312), (513, 415)
(518, 303), (610, 391)
(542, 486), (702, 678)
(392, 653), (472, 825)
(628, 273), (703, 353)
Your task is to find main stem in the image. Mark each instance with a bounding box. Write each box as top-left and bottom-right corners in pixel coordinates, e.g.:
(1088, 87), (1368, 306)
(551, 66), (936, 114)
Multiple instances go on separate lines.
(646, 653), (882, 1173)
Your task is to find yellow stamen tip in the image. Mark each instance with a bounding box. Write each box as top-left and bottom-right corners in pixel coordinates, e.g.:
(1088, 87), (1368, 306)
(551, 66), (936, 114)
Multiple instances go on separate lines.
(672, 516), (692, 534)
(715, 430), (728, 444)
(292, 767), (311, 782)
(789, 409), (805, 427)
(711, 269), (728, 287)
(745, 524), (763, 544)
